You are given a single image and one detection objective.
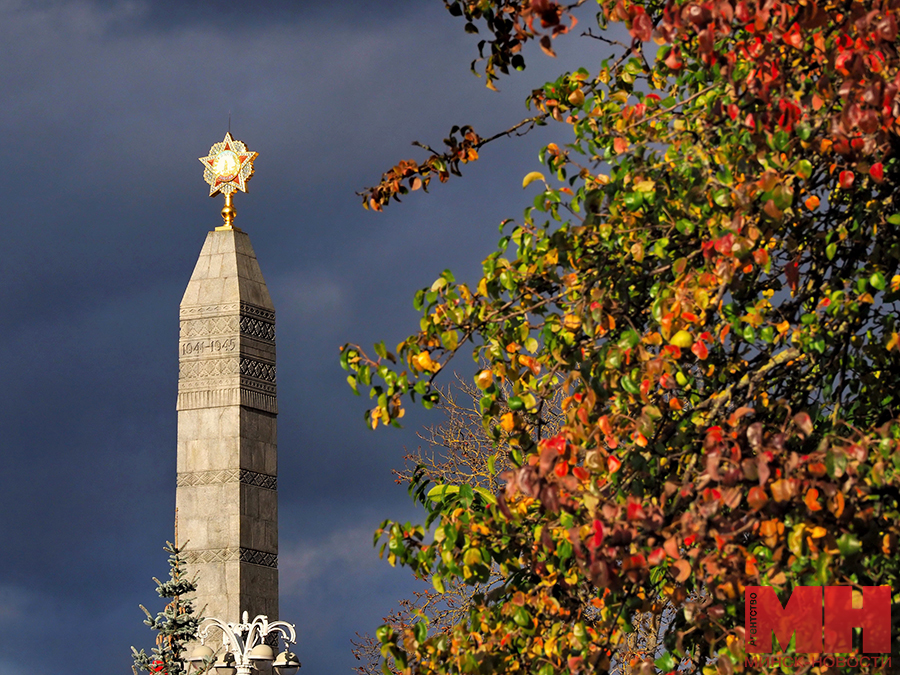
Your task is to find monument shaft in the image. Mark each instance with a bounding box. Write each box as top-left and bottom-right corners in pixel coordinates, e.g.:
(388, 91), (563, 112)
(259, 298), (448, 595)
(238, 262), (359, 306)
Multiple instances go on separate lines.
(176, 228), (278, 623)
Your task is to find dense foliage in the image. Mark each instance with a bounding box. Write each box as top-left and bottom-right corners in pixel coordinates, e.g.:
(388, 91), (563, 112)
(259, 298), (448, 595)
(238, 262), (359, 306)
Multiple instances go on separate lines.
(132, 542), (207, 675)
(343, 0), (900, 672)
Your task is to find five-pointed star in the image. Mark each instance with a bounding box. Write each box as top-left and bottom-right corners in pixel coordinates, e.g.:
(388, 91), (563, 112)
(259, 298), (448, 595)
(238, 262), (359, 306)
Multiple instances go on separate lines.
(199, 132), (258, 197)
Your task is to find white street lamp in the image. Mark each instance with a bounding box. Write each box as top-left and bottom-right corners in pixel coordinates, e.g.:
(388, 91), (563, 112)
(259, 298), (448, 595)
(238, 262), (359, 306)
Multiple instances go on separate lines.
(188, 612), (300, 675)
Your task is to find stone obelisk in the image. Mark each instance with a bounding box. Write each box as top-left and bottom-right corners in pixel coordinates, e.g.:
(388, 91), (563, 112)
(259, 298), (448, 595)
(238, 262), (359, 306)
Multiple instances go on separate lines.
(176, 133), (278, 623)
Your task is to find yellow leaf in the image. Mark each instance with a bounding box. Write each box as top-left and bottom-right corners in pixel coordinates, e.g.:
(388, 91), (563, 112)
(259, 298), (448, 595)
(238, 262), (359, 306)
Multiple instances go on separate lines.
(670, 330), (693, 348)
(475, 369), (493, 390)
(413, 351), (439, 373)
(500, 412), (516, 433)
(522, 171), (546, 188)
(563, 315), (582, 331)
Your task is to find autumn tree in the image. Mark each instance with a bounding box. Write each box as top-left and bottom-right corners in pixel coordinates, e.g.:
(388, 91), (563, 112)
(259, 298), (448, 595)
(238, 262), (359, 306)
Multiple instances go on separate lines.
(354, 379), (570, 675)
(343, 0), (900, 672)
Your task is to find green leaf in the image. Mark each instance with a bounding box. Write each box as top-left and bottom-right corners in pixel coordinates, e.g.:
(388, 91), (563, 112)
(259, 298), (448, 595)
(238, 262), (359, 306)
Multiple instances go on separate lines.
(795, 159), (813, 180)
(463, 548), (482, 565)
(655, 653), (677, 671)
(623, 192), (643, 210)
(432, 574), (445, 594)
(426, 485), (459, 502)
(837, 533), (861, 557)
(441, 330), (459, 351)
(474, 486), (497, 504)
(676, 219), (695, 235)
(513, 607), (531, 627)
(374, 341), (387, 359)
(870, 271), (886, 291)
(376, 625), (393, 644)
(621, 374), (640, 395)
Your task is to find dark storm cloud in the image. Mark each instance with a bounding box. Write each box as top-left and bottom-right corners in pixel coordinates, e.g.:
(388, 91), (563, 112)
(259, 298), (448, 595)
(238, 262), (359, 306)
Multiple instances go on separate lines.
(0, 1), (606, 673)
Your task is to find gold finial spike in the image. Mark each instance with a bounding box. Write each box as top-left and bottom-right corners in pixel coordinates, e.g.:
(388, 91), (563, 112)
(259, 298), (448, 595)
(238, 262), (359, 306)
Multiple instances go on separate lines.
(199, 132), (258, 232)
(219, 194), (237, 230)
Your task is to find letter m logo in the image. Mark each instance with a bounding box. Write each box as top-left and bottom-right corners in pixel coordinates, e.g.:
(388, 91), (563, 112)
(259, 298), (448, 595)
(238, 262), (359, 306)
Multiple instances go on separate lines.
(746, 586), (822, 653)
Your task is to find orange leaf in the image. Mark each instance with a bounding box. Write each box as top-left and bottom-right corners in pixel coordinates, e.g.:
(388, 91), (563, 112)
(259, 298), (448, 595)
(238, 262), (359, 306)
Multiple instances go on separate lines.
(748, 486), (768, 510)
(759, 519), (780, 537)
(828, 490), (845, 518)
(805, 488), (822, 511)
(770, 479), (796, 502)
(673, 559), (691, 582)
(598, 415), (612, 436)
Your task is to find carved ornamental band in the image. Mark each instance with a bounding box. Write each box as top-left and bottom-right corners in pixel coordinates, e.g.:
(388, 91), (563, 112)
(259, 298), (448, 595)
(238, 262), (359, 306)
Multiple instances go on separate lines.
(176, 468), (277, 491)
(182, 547), (278, 569)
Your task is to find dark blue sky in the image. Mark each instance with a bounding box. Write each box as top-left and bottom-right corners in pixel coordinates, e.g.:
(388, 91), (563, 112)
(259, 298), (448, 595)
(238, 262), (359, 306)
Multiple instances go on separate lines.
(0, 2), (603, 673)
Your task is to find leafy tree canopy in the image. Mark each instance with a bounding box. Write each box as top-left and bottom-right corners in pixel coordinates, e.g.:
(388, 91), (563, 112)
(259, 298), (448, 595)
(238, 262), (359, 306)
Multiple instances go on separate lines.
(343, 0), (900, 672)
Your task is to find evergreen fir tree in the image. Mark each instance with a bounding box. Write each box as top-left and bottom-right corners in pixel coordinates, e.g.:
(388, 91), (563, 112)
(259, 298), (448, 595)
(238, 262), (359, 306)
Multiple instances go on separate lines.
(131, 539), (209, 675)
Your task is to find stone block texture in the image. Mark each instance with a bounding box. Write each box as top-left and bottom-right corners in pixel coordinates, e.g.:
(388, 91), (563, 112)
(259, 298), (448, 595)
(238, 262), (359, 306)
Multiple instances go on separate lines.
(176, 229), (278, 625)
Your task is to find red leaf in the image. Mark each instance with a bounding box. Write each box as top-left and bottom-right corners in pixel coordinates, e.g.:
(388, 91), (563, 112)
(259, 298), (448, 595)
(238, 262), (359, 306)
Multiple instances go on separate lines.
(627, 500), (646, 520)
(630, 10), (652, 41)
(783, 22), (802, 49)
(665, 46), (683, 70)
(839, 170), (855, 188)
(870, 162), (885, 183)
(691, 340), (709, 360)
(785, 257), (800, 294)
(592, 519), (604, 548)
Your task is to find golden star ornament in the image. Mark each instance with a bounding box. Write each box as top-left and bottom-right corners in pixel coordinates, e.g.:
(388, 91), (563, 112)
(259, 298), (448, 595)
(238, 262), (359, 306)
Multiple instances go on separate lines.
(199, 132), (258, 197)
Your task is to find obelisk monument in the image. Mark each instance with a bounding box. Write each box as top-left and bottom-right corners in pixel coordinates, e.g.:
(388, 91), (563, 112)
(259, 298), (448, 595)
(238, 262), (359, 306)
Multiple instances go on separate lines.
(176, 133), (278, 623)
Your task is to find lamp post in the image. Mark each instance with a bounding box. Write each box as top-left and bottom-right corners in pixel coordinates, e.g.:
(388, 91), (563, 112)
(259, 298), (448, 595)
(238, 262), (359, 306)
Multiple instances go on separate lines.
(188, 612), (300, 675)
